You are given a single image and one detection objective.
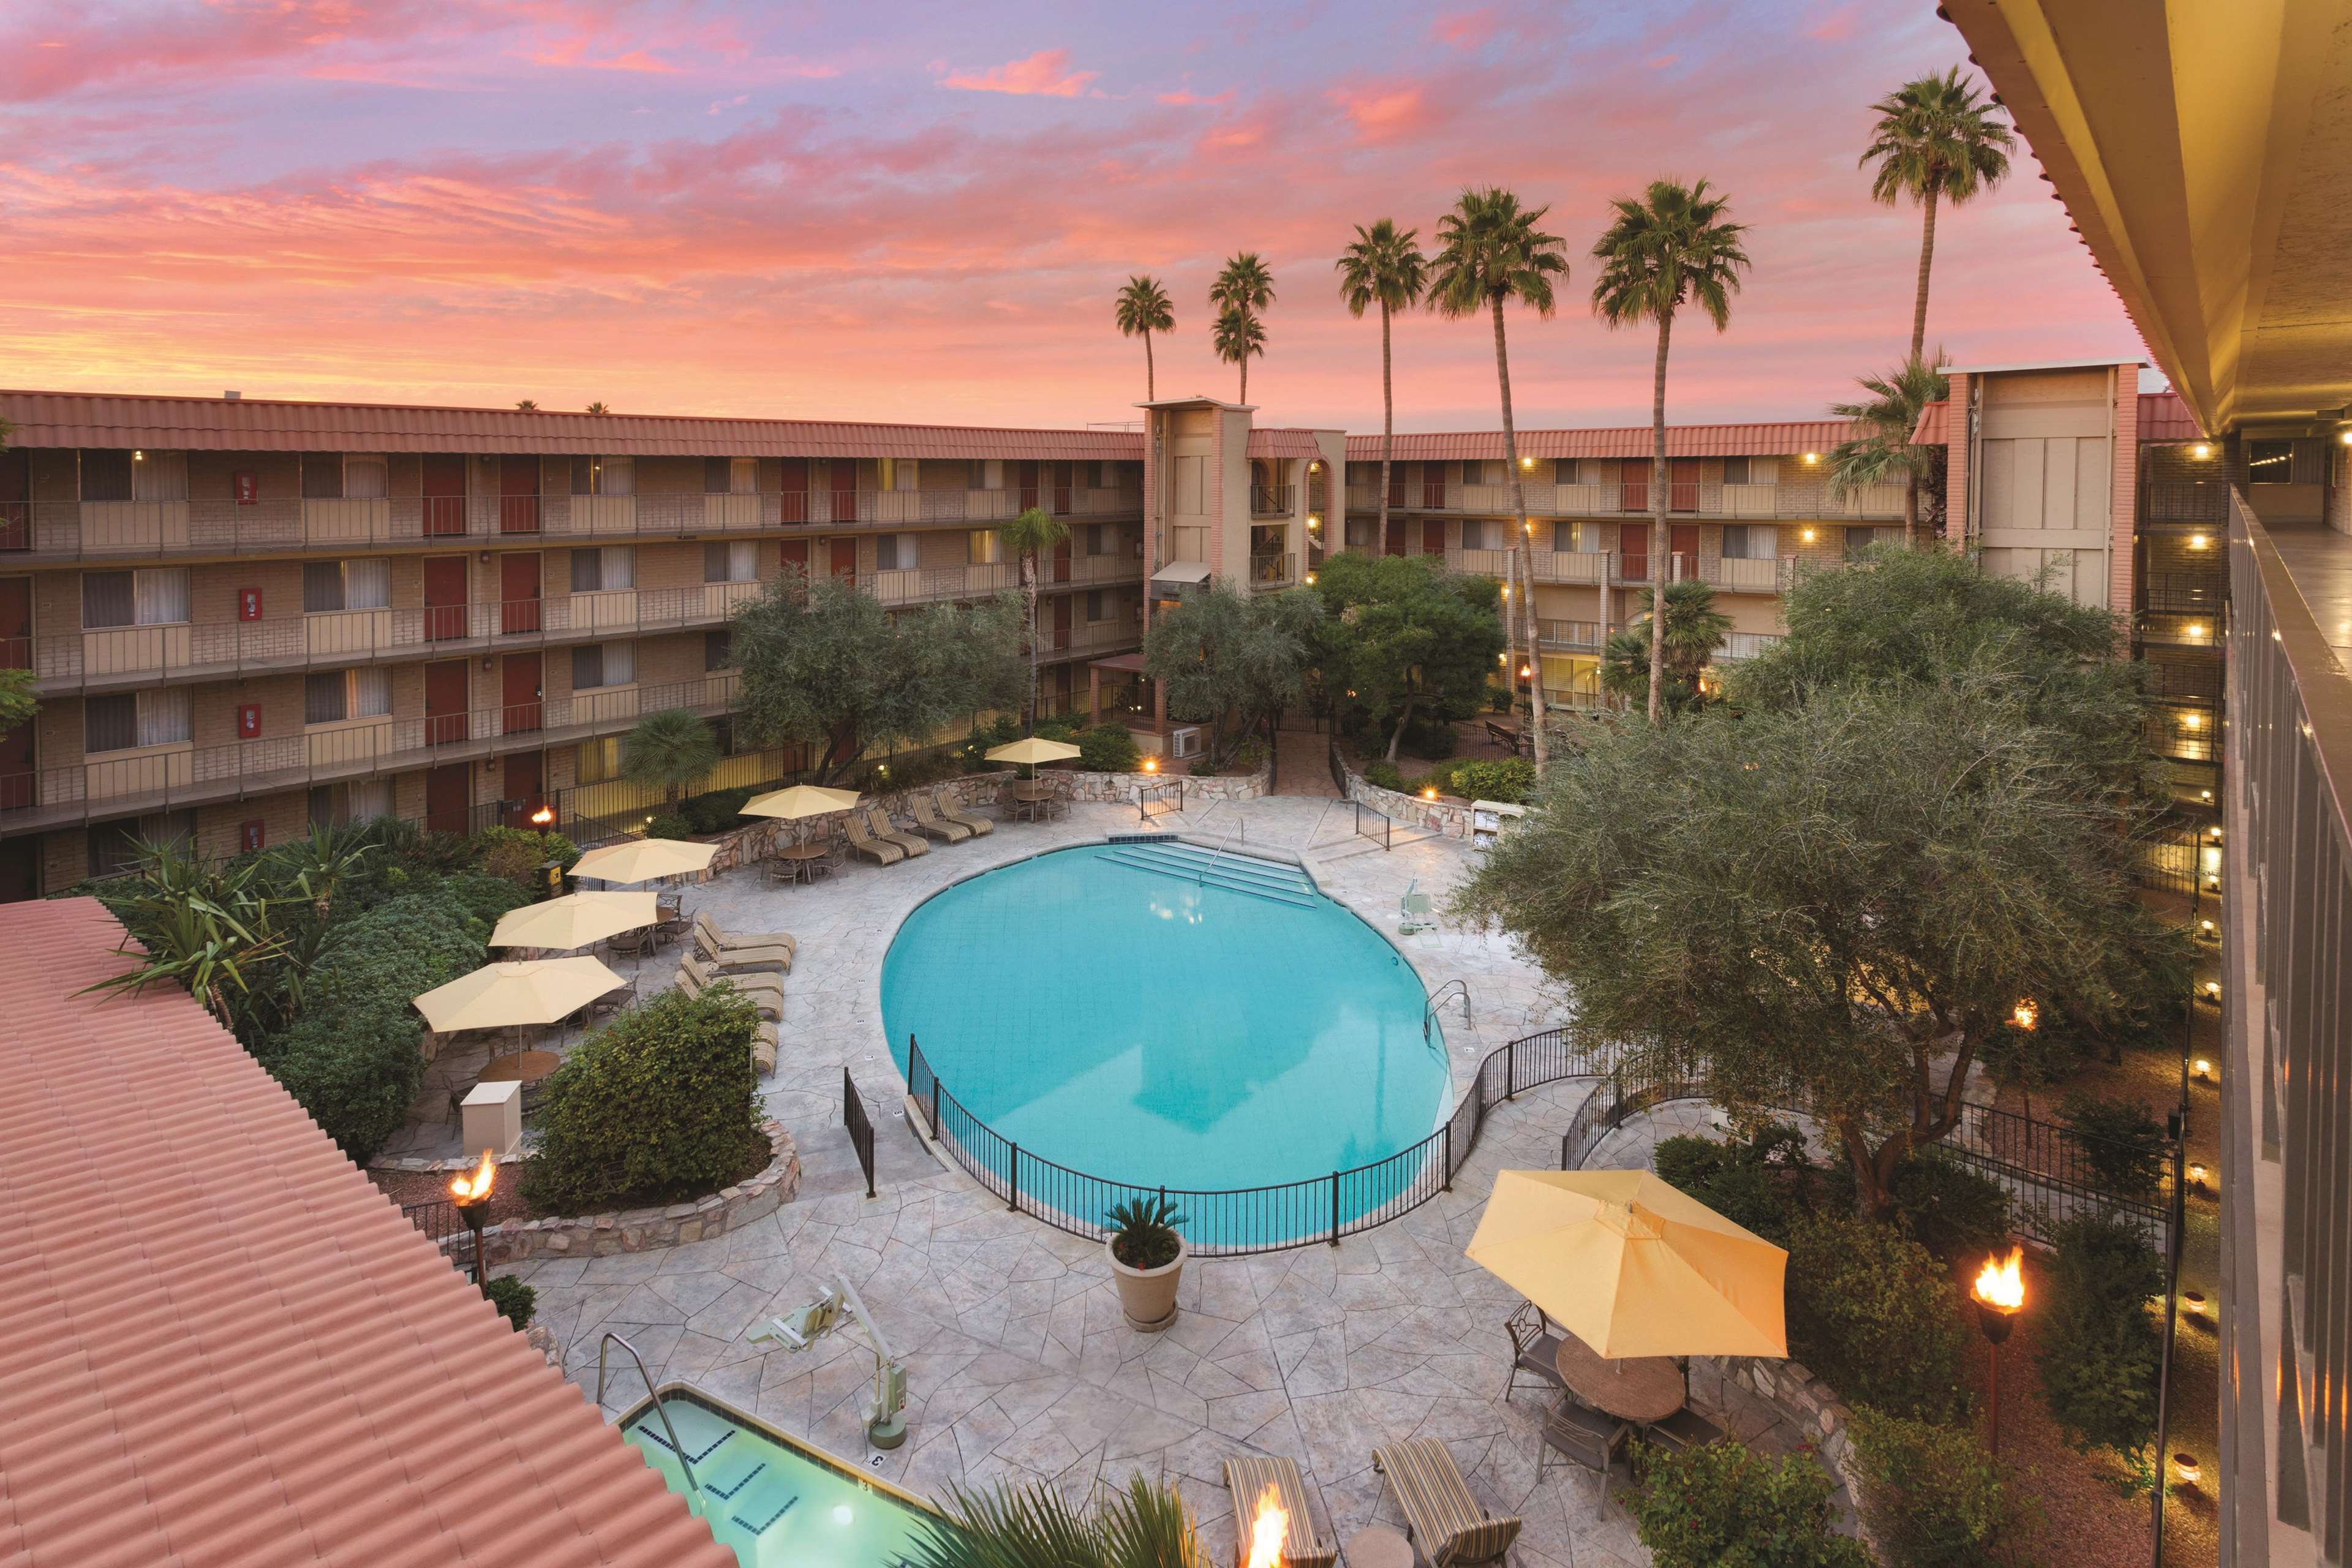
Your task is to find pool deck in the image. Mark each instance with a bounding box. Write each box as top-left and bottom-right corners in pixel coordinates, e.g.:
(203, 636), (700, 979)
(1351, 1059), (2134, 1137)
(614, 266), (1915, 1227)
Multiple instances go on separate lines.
(509, 796), (1788, 1568)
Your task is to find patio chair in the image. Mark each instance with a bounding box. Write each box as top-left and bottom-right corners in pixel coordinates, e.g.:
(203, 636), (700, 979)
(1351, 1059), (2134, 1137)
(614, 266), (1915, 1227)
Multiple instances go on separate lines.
(1220, 1456), (1336, 1568)
(605, 926), (658, 963)
(1400, 878), (1436, 936)
(1502, 1302), (1569, 1403)
(1537, 1401), (1631, 1508)
(1637, 1406), (1727, 1458)
(843, 812), (907, 865)
(676, 952), (783, 1020)
(863, 805), (929, 858)
(908, 793), (973, 843)
(692, 912), (795, 973)
(933, 787), (993, 837)
(585, 978), (636, 1022)
(1371, 1438), (1523, 1568)
(654, 894), (690, 946)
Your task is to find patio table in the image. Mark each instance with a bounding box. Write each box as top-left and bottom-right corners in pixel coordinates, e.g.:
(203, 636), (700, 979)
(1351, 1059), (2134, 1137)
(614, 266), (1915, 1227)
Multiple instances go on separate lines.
(1554, 1335), (1686, 1423)
(477, 1049), (562, 1087)
(774, 842), (832, 883)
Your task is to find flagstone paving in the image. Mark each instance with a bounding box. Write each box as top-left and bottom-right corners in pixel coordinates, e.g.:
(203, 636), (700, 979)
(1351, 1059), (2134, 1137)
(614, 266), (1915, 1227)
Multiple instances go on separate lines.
(507, 794), (1717, 1567)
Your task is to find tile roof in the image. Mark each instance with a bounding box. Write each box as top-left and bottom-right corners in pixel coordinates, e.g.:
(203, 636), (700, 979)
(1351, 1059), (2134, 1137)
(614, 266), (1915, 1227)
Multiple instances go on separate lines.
(0, 898), (733, 1568)
(0, 390), (1147, 463)
(1913, 400), (1950, 447)
(2137, 390), (2200, 440)
(1343, 420), (1865, 462)
(1246, 428), (1329, 460)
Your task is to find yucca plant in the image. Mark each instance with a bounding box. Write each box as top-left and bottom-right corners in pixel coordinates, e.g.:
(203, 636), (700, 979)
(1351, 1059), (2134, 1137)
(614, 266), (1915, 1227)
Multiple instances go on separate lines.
(908, 1475), (1210, 1568)
(82, 839), (292, 1039)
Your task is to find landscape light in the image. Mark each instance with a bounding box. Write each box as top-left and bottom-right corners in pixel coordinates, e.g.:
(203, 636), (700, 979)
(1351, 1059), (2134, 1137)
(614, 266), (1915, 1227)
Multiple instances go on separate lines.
(2204, 981), (2222, 1001)
(2194, 1057), (2215, 1080)
(2188, 1163), (2208, 1192)
(1422, 786), (1439, 801)
(2184, 1289), (2207, 1316)
(2174, 1454), (2202, 1487)
(1142, 757), (1158, 773)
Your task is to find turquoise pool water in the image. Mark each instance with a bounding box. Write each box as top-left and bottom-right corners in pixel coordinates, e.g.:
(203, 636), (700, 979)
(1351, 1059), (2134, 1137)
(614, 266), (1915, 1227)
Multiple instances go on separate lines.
(882, 842), (1449, 1243)
(622, 1389), (934, 1567)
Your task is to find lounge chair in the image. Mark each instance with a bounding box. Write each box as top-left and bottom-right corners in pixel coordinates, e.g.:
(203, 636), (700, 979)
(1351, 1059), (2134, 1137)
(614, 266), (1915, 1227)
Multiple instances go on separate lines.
(1537, 1402), (1630, 1507)
(1371, 1438), (1523, 1568)
(932, 787), (993, 837)
(908, 794), (973, 842)
(843, 812), (906, 865)
(1502, 1302), (1568, 1403)
(692, 912), (796, 972)
(676, 952), (782, 1020)
(863, 805), (929, 858)
(1221, 1457), (1336, 1568)
(752, 1019), (778, 1076)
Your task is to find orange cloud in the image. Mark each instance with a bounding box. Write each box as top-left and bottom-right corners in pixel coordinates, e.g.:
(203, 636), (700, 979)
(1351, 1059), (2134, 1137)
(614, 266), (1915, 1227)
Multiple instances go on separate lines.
(1327, 82), (1432, 144)
(940, 48), (1098, 98)
(1430, 9), (1499, 48)
(1158, 86), (1235, 107)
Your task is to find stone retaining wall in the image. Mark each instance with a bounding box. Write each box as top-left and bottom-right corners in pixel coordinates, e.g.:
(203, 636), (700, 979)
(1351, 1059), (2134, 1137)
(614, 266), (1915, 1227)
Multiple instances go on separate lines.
(1338, 761), (1476, 837)
(1688, 1354), (1874, 1550)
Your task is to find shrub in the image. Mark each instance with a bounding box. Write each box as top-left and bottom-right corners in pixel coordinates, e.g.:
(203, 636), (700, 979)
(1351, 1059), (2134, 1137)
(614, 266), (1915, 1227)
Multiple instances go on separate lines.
(1785, 1214), (1970, 1424)
(1447, 757), (1538, 804)
(643, 813), (696, 840)
(1078, 723), (1142, 772)
(680, 785), (759, 835)
(1849, 1407), (2013, 1568)
(474, 826), (579, 886)
(1188, 756), (1219, 777)
(1401, 714), (1458, 760)
(434, 872), (537, 937)
(1361, 760), (1406, 793)
(2036, 1212), (2163, 1459)
(2057, 1093), (2169, 1200)
(1887, 1155), (2012, 1264)
(484, 1275), (537, 1330)
(522, 986), (769, 1215)
(1231, 736), (1266, 773)
(1106, 1194), (1186, 1269)
(1653, 1121), (1812, 1244)
(1626, 1439), (1869, 1568)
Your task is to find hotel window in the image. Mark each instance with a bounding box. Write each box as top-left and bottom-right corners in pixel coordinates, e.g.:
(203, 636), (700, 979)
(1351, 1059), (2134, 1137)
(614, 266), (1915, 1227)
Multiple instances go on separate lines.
(1087, 523), (1113, 556)
(1722, 456), (1751, 485)
(888, 458), (919, 492)
(1552, 459), (1579, 486)
(968, 529), (1002, 565)
(571, 545), (635, 593)
(301, 453), (345, 500)
(1843, 526), (1887, 560)
(87, 688), (192, 753)
(1345, 516), (1378, 548)
(305, 668), (391, 725)
(982, 459), (1005, 491)
(345, 456), (388, 499)
(132, 451), (189, 503)
(82, 568), (189, 630)
(575, 455), (633, 496)
(577, 735), (622, 785)
(731, 457), (758, 494)
(309, 780), (392, 829)
(1098, 461), (1120, 488)
(1461, 519), (1504, 551)
(1721, 524), (1776, 560)
(571, 640), (636, 690)
(874, 533), (917, 571)
(302, 558), (391, 613)
(2247, 440), (2293, 483)
(704, 628), (733, 671)
(1085, 590), (1105, 622)
(79, 450), (133, 502)
(705, 541), (758, 582)
(1553, 521), (1600, 553)
(88, 810), (195, 878)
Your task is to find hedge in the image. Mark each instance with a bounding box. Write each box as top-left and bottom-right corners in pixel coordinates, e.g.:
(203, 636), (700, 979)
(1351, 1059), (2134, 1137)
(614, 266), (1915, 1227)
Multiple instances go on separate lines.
(2036, 1212), (2164, 1460)
(521, 984), (768, 1215)
(1849, 1406), (2012, 1568)
(1785, 1213), (1971, 1425)
(1626, 1439), (1869, 1568)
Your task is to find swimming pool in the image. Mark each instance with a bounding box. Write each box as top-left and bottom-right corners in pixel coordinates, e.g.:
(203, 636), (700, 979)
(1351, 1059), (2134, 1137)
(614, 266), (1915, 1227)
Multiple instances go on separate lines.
(882, 840), (1450, 1246)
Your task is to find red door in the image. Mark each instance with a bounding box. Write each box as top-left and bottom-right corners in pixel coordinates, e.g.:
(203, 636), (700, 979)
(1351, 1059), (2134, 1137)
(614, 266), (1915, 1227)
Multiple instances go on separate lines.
(1017, 461), (1040, 512)
(499, 552), (541, 635)
(1384, 519), (1406, 557)
(500, 456), (541, 534)
(0, 578), (28, 670)
(829, 459), (858, 525)
(1052, 462), (1072, 514)
(1669, 457), (1700, 514)
(1619, 459), (1648, 514)
(424, 556), (467, 641)
(502, 652), (542, 735)
(425, 658), (469, 747)
(829, 538), (856, 580)
(778, 538), (810, 578)
(1420, 463), (1446, 509)
(500, 750), (545, 828)
(0, 703), (31, 813)
(424, 762), (469, 835)
(1052, 534), (1072, 584)
(0, 448), (27, 551)
(1422, 520), (1446, 556)
(423, 454), (467, 537)
(1619, 522), (1648, 582)
(1669, 524), (1699, 581)
(1052, 594), (1073, 650)
(778, 458), (809, 525)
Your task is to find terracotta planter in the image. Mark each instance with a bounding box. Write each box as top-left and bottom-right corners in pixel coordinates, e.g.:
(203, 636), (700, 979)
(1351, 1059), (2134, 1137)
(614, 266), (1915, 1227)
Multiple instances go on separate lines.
(1108, 1234), (1186, 1332)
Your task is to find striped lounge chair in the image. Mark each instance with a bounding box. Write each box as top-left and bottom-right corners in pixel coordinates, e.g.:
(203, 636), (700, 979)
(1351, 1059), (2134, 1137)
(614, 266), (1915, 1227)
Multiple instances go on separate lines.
(1371, 1438), (1522, 1568)
(1220, 1456), (1336, 1568)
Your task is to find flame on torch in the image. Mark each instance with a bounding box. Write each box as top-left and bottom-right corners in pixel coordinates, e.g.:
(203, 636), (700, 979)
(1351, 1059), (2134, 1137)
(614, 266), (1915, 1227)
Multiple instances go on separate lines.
(450, 1148), (497, 1204)
(1242, 1486), (1288, 1568)
(1972, 1246), (2024, 1312)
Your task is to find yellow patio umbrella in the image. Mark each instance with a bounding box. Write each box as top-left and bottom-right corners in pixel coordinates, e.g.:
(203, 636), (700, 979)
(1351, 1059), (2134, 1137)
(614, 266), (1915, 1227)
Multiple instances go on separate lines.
(413, 956), (626, 1033)
(985, 736), (1082, 766)
(1464, 1169), (1787, 1360)
(571, 837), (717, 885)
(740, 784), (861, 821)
(488, 891), (658, 952)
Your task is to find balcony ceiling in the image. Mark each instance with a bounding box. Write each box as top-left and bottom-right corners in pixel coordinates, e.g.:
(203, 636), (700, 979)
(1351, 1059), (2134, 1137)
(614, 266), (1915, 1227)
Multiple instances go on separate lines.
(1947, 0), (2352, 434)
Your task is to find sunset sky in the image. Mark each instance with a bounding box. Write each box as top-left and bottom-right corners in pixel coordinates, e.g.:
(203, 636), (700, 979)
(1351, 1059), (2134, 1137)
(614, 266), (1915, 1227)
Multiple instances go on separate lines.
(0, 0), (2149, 432)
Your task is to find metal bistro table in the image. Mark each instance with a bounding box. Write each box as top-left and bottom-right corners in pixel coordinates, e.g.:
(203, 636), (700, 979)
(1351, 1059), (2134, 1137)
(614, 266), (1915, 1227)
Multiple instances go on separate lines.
(1553, 1334), (1687, 1423)
(1008, 779), (1061, 823)
(773, 841), (832, 884)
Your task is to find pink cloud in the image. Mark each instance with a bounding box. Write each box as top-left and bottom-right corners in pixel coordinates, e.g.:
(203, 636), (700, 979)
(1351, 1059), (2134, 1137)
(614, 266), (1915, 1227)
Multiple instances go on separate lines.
(1431, 9), (1500, 49)
(1327, 82), (1434, 145)
(940, 48), (1098, 98)
(1158, 86), (1235, 107)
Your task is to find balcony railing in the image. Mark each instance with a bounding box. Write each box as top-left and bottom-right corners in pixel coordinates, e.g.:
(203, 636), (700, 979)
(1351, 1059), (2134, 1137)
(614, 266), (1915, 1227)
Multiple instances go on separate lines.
(1251, 485), (1295, 517)
(0, 673), (742, 832)
(2141, 480), (2231, 524)
(1446, 547), (1791, 594)
(1353, 478), (1907, 522)
(0, 487), (1145, 562)
(1249, 552), (1297, 588)
(1714, 631), (1784, 662)
(2141, 570), (2226, 615)
(1037, 616), (1145, 658)
(1536, 619), (1602, 651)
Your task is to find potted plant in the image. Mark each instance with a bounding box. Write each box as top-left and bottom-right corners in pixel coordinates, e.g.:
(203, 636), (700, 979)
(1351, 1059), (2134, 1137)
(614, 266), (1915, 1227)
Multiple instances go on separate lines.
(1105, 1194), (1188, 1332)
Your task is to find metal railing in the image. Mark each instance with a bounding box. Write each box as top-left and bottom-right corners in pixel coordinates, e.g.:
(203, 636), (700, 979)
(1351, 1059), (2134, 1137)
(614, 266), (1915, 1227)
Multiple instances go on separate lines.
(1138, 780), (1185, 821)
(2141, 570), (2226, 615)
(597, 1333), (704, 1507)
(1248, 552), (1296, 587)
(1251, 484), (1294, 517)
(1365, 478), (1907, 522)
(2141, 480), (2231, 524)
(844, 1069), (877, 1200)
(1353, 799), (1393, 851)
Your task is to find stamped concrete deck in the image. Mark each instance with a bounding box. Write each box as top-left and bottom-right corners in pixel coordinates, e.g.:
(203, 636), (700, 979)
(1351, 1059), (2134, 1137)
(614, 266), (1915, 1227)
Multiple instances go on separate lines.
(507, 794), (1698, 1567)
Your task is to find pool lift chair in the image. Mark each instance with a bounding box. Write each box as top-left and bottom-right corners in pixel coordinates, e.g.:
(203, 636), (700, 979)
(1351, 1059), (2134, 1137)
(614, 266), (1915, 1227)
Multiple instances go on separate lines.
(1400, 878), (1436, 935)
(752, 1272), (908, 1450)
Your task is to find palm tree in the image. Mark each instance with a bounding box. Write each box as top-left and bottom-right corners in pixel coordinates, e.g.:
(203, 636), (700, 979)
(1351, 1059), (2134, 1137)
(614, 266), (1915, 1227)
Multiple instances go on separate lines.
(585, 401), (609, 414)
(1861, 68), (2014, 361)
(1428, 188), (1570, 771)
(620, 707), (722, 808)
(1208, 252), (1275, 403)
(1210, 306), (1265, 404)
(1335, 220), (1428, 548)
(1830, 353), (1951, 548)
(1600, 579), (1734, 712)
(514, 399), (539, 412)
(1591, 178), (1751, 725)
(1113, 276), (1176, 401)
(998, 505), (1070, 729)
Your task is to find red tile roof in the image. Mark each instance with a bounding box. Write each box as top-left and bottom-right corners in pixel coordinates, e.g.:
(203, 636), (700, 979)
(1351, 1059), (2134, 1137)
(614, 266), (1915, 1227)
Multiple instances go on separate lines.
(0, 899), (733, 1568)
(2138, 390), (2200, 440)
(0, 390), (1147, 462)
(1343, 420), (1864, 462)
(1246, 428), (1329, 460)
(1912, 401), (1950, 447)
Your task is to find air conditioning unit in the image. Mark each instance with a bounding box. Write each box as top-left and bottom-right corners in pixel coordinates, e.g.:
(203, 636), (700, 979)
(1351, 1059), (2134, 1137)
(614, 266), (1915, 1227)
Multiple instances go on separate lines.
(1169, 726), (1203, 760)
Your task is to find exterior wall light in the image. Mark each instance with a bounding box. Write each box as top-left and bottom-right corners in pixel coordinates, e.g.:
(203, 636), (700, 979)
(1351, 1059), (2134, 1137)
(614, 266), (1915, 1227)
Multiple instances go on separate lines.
(1520, 454), (1536, 469)
(2193, 1056), (2216, 1079)
(1800, 527), (1817, 543)
(2191, 443), (2212, 460)
(2174, 1454), (2202, 1487)
(1801, 451), (1821, 464)
(2182, 712), (2201, 729)
(2339, 431), (2352, 447)
(2189, 533), (2209, 548)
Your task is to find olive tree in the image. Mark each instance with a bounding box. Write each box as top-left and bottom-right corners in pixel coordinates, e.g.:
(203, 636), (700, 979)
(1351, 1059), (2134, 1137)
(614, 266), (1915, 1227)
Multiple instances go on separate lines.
(1141, 581), (1319, 769)
(1311, 552), (1504, 761)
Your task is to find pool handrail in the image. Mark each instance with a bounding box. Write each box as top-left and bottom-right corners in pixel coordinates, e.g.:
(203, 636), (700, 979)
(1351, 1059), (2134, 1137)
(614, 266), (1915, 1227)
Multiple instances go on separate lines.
(597, 1331), (704, 1504)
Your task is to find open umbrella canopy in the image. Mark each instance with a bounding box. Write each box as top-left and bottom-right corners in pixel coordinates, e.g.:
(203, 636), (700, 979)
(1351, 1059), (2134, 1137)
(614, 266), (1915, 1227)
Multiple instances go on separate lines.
(571, 837), (716, 884)
(1464, 1169), (1788, 1361)
(985, 736), (1082, 766)
(489, 891), (657, 951)
(413, 956), (625, 1033)
(740, 784), (861, 821)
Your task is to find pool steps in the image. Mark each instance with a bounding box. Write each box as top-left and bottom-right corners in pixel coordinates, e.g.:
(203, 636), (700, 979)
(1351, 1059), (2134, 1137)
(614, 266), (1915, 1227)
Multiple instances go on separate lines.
(1099, 840), (1318, 907)
(628, 1406), (806, 1542)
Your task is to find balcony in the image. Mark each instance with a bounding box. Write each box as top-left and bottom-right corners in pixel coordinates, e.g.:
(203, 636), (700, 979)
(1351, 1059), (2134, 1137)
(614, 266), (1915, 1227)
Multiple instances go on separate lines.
(0, 673), (742, 833)
(1251, 484), (1294, 518)
(1363, 479), (1907, 522)
(1036, 616), (1145, 660)
(2141, 480), (2231, 525)
(2141, 570), (2226, 615)
(1446, 547), (1791, 594)
(1249, 552), (1297, 589)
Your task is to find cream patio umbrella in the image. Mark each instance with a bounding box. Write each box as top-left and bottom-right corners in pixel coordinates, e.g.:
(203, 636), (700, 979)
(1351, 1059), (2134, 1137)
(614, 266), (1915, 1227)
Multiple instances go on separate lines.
(488, 891), (658, 952)
(742, 785), (861, 826)
(413, 956), (627, 1034)
(984, 736), (1083, 767)
(571, 837), (717, 885)
(1464, 1168), (1788, 1361)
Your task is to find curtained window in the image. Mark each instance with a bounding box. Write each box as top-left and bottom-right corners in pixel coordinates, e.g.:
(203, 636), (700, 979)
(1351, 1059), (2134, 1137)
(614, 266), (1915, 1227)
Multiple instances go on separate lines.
(571, 545), (635, 593)
(704, 541), (756, 582)
(303, 559), (391, 612)
(571, 640), (635, 690)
